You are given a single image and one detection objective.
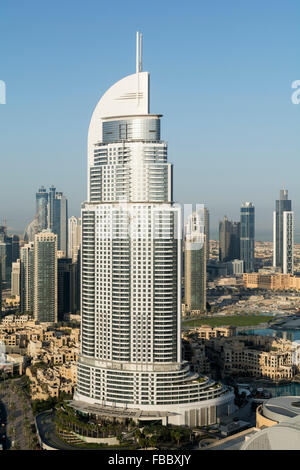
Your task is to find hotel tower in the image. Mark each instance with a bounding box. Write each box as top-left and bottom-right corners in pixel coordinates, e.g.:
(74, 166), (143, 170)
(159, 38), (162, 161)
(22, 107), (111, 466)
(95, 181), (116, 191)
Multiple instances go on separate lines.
(73, 33), (234, 426)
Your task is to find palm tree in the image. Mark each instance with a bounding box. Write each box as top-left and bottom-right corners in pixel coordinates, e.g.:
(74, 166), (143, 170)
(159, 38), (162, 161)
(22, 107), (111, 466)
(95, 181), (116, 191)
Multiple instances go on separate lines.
(149, 435), (158, 448)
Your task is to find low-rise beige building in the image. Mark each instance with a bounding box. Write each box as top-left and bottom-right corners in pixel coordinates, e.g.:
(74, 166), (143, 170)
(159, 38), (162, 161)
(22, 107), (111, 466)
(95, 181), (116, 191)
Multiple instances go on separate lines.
(243, 273), (300, 291)
(207, 335), (295, 381)
(189, 325), (236, 340)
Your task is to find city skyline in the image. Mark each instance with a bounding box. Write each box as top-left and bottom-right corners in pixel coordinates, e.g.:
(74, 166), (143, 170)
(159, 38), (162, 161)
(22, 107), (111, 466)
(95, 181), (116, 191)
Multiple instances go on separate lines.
(2, 1), (300, 453)
(0, 0), (299, 239)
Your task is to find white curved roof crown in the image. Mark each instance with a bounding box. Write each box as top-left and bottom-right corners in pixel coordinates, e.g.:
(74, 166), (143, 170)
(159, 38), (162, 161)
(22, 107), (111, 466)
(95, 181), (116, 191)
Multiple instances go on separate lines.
(88, 71), (150, 167)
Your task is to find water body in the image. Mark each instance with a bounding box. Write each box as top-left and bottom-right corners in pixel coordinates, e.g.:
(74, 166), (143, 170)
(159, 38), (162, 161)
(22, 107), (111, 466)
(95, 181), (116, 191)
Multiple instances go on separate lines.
(241, 327), (300, 397)
(242, 328), (300, 341)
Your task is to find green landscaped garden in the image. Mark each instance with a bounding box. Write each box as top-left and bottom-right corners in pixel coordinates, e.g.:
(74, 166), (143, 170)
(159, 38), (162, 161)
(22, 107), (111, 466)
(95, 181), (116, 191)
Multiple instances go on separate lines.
(182, 314), (273, 328)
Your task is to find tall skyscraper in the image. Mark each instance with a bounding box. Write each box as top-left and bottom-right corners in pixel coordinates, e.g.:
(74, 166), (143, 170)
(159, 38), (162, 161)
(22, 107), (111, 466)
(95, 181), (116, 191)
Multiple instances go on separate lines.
(36, 186), (48, 232)
(204, 207), (210, 261)
(0, 263), (2, 316)
(24, 218), (38, 243)
(273, 189), (294, 274)
(68, 216), (81, 261)
(48, 186), (68, 254)
(184, 211), (206, 314)
(0, 241), (6, 285)
(57, 256), (77, 321)
(219, 216), (240, 262)
(72, 33), (234, 427)
(33, 230), (58, 323)
(20, 242), (34, 314)
(11, 260), (21, 297)
(0, 227), (19, 287)
(240, 202), (255, 273)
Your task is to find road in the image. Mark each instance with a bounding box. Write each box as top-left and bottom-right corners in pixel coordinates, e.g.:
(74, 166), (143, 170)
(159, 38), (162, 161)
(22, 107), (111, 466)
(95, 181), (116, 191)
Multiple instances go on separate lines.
(36, 411), (81, 450)
(0, 378), (37, 450)
(0, 399), (7, 450)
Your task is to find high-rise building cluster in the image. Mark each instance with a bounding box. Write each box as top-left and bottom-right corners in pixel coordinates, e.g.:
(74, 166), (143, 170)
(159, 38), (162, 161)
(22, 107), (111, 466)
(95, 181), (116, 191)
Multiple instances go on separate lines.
(7, 186), (81, 323)
(18, 227), (80, 323)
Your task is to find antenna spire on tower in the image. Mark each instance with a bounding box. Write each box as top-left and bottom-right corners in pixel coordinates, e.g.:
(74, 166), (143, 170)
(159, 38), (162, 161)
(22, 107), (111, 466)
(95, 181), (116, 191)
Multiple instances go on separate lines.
(139, 32), (143, 72)
(136, 31), (143, 73)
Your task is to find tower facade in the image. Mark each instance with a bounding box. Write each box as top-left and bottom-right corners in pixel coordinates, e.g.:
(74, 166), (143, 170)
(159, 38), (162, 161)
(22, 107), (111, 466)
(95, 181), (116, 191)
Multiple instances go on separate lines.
(36, 186), (48, 232)
(240, 202), (255, 273)
(11, 260), (21, 297)
(73, 34), (234, 427)
(33, 230), (58, 323)
(273, 189), (294, 274)
(68, 216), (81, 261)
(48, 186), (68, 254)
(219, 216), (240, 262)
(204, 207), (210, 262)
(20, 242), (34, 314)
(184, 211), (206, 314)
(283, 211), (294, 274)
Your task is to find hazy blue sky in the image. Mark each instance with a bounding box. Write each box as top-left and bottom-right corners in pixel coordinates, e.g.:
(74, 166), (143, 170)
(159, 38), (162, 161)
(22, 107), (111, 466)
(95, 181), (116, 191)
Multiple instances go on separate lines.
(0, 0), (299, 240)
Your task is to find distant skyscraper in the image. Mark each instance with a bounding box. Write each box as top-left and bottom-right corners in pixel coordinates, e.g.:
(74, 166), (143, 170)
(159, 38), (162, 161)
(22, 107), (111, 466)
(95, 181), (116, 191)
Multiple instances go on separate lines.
(240, 202), (255, 273)
(24, 218), (38, 243)
(0, 227), (19, 287)
(283, 211), (294, 274)
(184, 211), (206, 314)
(33, 231), (58, 323)
(0, 263), (2, 316)
(48, 186), (68, 253)
(0, 241), (6, 284)
(204, 207), (210, 261)
(57, 257), (77, 321)
(226, 259), (244, 275)
(273, 189), (294, 274)
(11, 260), (21, 297)
(219, 216), (240, 262)
(36, 186), (48, 232)
(68, 216), (81, 261)
(20, 242), (34, 314)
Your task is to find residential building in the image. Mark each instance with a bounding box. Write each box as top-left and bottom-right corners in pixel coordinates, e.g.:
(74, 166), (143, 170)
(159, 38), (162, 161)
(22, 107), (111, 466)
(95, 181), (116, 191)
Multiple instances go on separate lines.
(33, 231), (58, 323)
(204, 207), (210, 262)
(20, 242), (34, 314)
(48, 186), (68, 254)
(36, 186), (48, 232)
(283, 211), (294, 274)
(57, 257), (77, 320)
(227, 259), (244, 275)
(184, 210), (206, 314)
(273, 189), (294, 274)
(11, 259), (21, 297)
(219, 216), (240, 262)
(0, 227), (19, 287)
(207, 335), (295, 381)
(240, 202), (255, 273)
(68, 216), (81, 261)
(243, 273), (300, 291)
